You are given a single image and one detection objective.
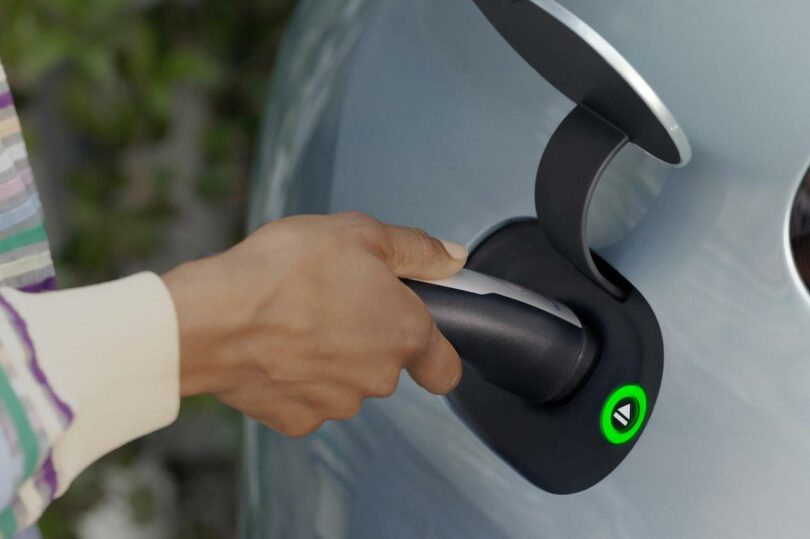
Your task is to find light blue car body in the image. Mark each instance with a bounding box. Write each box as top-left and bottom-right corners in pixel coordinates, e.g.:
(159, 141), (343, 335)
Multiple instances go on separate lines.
(243, 1), (810, 537)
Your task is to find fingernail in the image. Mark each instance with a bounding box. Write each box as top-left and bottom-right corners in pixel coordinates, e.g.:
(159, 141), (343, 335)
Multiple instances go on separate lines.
(440, 240), (468, 260)
(447, 368), (463, 391)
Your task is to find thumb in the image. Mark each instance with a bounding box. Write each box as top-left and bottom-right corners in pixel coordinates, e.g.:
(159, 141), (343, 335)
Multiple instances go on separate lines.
(379, 224), (468, 280)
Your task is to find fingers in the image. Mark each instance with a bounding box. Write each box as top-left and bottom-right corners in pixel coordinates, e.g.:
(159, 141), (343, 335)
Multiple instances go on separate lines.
(272, 405), (324, 438)
(222, 212), (470, 441)
(352, 215), (464, 393)
(298, 383), (365, 421)
(378, 223), (468, 280)
(223, 390), (325, 438)
(406, 325), (463, 395)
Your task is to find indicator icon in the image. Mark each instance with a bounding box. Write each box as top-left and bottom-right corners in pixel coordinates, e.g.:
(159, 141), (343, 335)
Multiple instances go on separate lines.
(613, 403), (632, 427)
(600, 385), (648, 445)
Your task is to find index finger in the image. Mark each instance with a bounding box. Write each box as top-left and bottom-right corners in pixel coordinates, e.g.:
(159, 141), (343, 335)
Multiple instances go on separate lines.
(378, 224), (468, 280)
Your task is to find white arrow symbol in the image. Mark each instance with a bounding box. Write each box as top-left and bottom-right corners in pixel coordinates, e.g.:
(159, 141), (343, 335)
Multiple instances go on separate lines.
(613, 403), (632, 427)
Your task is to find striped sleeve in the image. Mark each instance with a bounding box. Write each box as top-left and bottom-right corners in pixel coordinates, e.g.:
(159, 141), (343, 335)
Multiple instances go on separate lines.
(0, 61), (56, 292)
(0, 271), (181, 537)
(0, 298), (71, 537)
(0, 57), (180, 538)
(0, 59), (69, 537)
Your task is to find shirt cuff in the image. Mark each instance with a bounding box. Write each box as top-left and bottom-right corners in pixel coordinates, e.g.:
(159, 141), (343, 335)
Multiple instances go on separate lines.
(0, 272), (180, 494)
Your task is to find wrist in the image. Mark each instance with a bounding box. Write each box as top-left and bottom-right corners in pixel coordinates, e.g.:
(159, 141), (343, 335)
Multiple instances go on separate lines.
(162, 256), (248, 398)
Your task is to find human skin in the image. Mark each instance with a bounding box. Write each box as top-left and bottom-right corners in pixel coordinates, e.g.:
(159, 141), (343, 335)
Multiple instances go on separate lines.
(162, 212), (468, 436)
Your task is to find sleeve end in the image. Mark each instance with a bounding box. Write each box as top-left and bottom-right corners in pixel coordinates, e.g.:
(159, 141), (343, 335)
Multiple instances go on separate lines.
(1, 272), (180, 493)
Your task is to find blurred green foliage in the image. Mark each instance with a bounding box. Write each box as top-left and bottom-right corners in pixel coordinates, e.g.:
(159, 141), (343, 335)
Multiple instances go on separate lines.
(0, 0), (297, 537)
(0, 0), (296, 284)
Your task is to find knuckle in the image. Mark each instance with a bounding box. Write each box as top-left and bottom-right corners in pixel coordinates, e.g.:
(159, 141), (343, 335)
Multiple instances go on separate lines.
(331, 397), (364, 420)
(268, 219), (303, 244)
(367, 369), (400, 398)
(398, 312), (435, 357)
(361, 222), (387, 249)
(341, 212), (387, 249)
(341, 211), (381, 231)
(406, 227), (434, 266)
(338, 211), (375, 225)
(408, 227), (433, 247)
(281, 413), (324, 438)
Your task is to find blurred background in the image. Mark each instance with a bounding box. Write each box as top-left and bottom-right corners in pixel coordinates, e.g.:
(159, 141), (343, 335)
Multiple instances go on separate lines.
(0, 0), (299, 537)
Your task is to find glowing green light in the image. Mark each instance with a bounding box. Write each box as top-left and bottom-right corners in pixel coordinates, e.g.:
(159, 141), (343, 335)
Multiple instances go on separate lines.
(600, 384), (648, 445)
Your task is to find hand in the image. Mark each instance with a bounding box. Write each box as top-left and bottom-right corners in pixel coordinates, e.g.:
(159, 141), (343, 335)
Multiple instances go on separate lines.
(162, 212), (468, 436)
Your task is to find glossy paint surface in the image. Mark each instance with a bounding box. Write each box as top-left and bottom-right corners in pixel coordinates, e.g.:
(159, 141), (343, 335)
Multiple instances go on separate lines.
(243, 0), (810, 537)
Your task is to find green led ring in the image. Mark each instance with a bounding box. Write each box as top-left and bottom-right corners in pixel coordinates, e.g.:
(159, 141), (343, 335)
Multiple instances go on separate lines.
(600, 384), (648, 445)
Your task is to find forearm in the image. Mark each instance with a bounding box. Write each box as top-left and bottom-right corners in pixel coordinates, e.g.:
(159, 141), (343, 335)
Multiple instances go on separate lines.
(0, 212), (466, 537)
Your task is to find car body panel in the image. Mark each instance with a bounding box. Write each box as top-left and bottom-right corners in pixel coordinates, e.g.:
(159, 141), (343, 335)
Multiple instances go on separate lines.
(243, 1), (810, 537)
